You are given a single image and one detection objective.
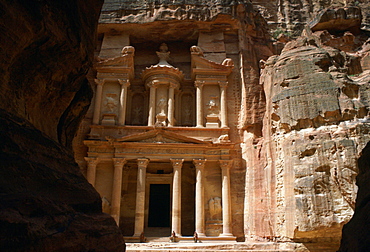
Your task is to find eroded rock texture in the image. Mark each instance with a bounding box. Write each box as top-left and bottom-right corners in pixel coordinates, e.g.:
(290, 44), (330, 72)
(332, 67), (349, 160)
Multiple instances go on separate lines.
(256, 25), (370, 251)
(339, 142), (370, 251)
(253, 0), (370, 35)
(0, 0), (125, 251)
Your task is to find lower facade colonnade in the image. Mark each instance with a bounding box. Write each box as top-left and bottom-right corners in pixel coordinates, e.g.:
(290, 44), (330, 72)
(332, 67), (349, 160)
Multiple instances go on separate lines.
(83, 154), (235, 239)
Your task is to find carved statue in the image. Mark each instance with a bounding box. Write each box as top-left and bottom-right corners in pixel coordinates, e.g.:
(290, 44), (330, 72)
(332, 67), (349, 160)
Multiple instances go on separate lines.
(184, 108), (192, 124)
(209, 197), (222, 221)
(121, 45), (135, 56)
(159, 43), (168, 52)
(218, 134), (230, 142)
(156, 43), (171, 65)
(190, 45), (204, 56)
(222, 58), (234, 67)
(207, 99), (219, 115)
(157, 97), (167, 115)
(132, 106), (142, 124)
(105, 94), (117, 112)
(102, 196), (111, 214)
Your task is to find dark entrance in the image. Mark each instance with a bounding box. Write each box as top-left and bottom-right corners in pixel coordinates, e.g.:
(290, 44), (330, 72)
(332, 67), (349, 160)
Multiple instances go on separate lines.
(148, 184), (170, 227)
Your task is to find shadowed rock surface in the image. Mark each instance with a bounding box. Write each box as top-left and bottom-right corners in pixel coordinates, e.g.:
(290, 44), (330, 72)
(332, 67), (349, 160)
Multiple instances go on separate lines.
(0, 0), (125, 251)
(339, 141), (370, 252)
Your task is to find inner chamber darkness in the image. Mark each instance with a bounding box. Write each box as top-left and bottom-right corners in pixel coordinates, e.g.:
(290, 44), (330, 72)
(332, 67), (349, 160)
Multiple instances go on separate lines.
(148, 184), (171, 227)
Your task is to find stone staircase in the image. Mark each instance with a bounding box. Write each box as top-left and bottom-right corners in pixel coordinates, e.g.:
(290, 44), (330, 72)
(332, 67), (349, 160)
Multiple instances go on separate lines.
(125, 238), (301, 251)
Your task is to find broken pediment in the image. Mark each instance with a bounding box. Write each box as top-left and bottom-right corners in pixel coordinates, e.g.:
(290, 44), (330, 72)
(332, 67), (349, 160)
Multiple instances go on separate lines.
(116, 129), (209, 145)
(190, 45), (234, 80)
(95, 46), (135, 79)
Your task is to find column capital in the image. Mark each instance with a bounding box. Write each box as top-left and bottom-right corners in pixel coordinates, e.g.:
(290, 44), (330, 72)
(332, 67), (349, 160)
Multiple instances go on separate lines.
(219, 160), (233, 170)
(218, 81), (228, 89)
(147, 80), (159, 88)
(94, 78), (106, 86)
(84, 157), (99, 166)
(193, 158), (206, 169)
(171, 158), (184, 169)
(118, 79), (130, 87)
(137, 158), (149, 168)
(169, 82), (179, 89)
(194, 80), (204, 88)
(113, 158), (127, 167)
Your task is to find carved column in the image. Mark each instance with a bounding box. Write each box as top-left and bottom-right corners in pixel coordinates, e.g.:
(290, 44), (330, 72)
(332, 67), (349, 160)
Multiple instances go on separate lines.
(111, 158), (127, 225)
(219, 81), (228, 128)
(195, 81), (204, 127)
(118, 79), (130, 126)
(93, 79), (105, 125)
(148, 82), (157, 126)
(167, 83), (176, 127)
(171, 158), (184, 236)
(84, 157), (99, 186)
(134, 158), (149, 236)
(193, 158), (206, 236)
(219, 160), (233, 236)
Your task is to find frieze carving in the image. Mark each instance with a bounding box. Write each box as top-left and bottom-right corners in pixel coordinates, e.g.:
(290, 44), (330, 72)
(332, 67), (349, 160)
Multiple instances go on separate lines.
(114, 148), (205, 155)
(105, 136), (116, 145)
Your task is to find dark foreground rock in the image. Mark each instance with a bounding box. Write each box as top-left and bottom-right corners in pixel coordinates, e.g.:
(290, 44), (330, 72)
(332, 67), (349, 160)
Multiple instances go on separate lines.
(0, 0), (125, 251)
(339, 141), (370, 251)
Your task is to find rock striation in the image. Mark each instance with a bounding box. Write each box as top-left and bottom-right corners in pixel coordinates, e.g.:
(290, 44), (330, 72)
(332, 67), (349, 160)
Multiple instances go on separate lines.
(258, 24), (370, 250)
(0, 0), (125, 251)
(252, 0), (370, 35)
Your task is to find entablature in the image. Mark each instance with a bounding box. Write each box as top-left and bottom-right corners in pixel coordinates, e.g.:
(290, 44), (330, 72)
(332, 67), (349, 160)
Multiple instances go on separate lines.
(87, 125), (230, 144)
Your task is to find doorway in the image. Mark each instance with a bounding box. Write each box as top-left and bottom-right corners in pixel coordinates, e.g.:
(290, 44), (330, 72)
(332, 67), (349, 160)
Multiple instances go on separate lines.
(148, 184), (171, 227)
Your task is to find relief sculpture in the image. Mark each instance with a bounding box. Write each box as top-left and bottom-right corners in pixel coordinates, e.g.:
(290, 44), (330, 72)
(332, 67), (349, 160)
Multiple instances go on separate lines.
(207, 99), (218, 115)
(208, 197), (222, 221)
(104, 93), (118, 113)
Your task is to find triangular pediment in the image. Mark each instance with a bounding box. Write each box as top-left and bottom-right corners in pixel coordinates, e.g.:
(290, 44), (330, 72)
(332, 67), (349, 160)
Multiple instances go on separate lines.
(116, 129), (209, 144)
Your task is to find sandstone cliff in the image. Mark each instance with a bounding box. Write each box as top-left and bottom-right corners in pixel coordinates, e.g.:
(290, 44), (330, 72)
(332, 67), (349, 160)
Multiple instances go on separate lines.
(0, 1), (125, 251)
(258, 17), (370, 251)
(253, 0), (370, 35)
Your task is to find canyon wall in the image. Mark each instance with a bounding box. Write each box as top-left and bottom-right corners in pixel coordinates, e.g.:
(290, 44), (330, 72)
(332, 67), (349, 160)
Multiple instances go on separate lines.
(0, 1), (125, 251)
(258, 28), (370, 249)
(252, 0), (370, 35)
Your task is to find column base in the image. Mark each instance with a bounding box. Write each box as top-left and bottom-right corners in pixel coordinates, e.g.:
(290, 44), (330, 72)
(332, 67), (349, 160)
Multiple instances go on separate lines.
(219, 233), (234, 237)
(196, 232), (206, 237)
(196, 125), (204, 128)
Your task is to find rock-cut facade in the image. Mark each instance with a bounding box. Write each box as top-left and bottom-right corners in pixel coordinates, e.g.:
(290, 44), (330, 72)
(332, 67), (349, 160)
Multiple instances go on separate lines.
(73, 0), (370, 250)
